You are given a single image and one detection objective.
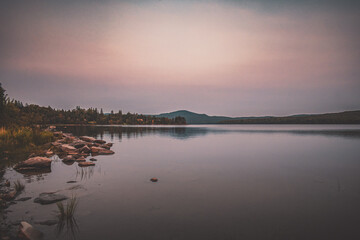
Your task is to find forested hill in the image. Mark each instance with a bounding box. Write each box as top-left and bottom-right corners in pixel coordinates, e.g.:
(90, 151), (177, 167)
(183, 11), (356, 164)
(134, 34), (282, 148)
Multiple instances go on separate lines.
(0, 83), (186, 126)
(218, 111), (360, 124)
(155, 110), (234, 124)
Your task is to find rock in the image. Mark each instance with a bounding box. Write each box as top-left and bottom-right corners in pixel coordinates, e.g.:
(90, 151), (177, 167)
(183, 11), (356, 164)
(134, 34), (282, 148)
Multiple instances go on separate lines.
(33, 193), (67, 205)
(105, 143), (113, 147)
(94, 139), (106, 144)
(5, 180), (10, 187)
(73, 142), (86, 149)
(34, 220), (58, 226)
(62, 155), (75, 162)
(89, 158), (97, 161)
(75, 157), (86, 162)
(150, 178), (158, 182)
(79, 145), (91, 153)
(16, 197), (32, 202)
(91, 147), (114, 155)
(78, 162), (95, 167)
(19, 221), (43, 240)
(14, 157), (51, 171)
(3, 191), (17, 201)
(79, 136), (96, 142)
(100, 144), (110, 150)
(45, 151), (53, 157)
(60, 144), (77, 153)
(66, 181), (77, 183)
(53, 131), (63, 137)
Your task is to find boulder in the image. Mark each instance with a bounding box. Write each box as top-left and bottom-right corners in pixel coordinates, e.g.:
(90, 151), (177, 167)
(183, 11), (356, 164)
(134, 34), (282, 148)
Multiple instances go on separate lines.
(60, 144), (77, 153)
(79, 136), (96, 142)
(14, 157), (51, 171)
(78, 162), (95, 167)
(91, 147), (114, 155)
(76, 157), (86, 162)
(62, 155), (75, 162)
(34, 193), (67, 205)
(94, 139), (106, 144)
(73, 142), (86, 149)
(19, 221), (43, 240)
(45, 151), (54, 157)
(79, 145), (91, 153)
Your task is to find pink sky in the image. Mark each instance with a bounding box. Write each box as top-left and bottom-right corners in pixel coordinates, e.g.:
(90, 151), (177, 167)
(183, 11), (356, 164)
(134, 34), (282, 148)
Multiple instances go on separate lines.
(1, 0), (359, 116)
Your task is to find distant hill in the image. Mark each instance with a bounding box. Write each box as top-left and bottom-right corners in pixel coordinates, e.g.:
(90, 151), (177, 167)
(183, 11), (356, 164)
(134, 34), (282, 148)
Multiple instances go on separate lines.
(155, 110), (236, 124)
(219, 110), (360, 124)
(155, 110), (360, 124)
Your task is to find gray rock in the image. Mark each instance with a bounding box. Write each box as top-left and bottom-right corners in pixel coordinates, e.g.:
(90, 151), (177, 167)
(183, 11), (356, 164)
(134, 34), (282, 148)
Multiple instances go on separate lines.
(34, 193), (67, 205)
(16, 197), (32, 202)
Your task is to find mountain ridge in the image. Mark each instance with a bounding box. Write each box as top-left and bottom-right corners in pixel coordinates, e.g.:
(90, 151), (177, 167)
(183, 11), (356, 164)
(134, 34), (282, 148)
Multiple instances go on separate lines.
(154, 110), (360, 124)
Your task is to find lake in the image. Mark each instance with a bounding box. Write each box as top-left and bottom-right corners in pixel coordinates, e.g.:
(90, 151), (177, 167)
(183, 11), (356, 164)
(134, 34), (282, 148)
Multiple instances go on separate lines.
(3, 125), (360, 240)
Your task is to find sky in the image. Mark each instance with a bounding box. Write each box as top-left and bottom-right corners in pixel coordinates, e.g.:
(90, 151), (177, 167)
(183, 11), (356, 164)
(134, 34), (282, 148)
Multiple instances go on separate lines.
(1, 0), (359, 117)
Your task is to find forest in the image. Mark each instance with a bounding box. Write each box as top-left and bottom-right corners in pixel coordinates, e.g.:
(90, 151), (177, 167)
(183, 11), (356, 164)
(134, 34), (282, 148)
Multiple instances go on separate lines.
(0, 83), (186, 127)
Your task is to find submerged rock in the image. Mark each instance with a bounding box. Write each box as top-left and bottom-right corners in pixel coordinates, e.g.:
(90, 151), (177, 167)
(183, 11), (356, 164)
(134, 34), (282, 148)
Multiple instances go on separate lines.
(14, 157), (51, 171)
(33, 193), (67, 205)
(16, 197), (32, 202)
(34, 219), (58, 226)
(78, 162), (95, 167)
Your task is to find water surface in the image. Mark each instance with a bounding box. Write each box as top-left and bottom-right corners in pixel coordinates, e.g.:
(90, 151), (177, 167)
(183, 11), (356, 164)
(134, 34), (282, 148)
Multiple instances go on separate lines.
(4, 125), (360, 240)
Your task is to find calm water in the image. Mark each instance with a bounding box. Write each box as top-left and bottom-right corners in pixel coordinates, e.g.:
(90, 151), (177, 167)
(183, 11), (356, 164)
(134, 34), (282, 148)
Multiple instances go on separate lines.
(4, 125), (360, 240)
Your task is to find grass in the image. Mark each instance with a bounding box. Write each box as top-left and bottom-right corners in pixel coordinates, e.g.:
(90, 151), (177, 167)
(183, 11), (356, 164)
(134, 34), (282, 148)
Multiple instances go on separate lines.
(0, 127), (54, 149)
(56, 196), (78, 221)
(56, 196), (79, 239)
(14, 179), (25, 192)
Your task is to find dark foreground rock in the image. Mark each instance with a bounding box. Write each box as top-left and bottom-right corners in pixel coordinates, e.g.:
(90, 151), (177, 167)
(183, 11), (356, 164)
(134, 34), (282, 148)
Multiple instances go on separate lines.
(33, 193), (67, 205)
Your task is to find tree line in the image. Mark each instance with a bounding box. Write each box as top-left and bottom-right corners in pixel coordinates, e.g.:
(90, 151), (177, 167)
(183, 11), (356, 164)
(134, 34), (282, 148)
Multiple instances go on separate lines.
(0, 83), (186, 127)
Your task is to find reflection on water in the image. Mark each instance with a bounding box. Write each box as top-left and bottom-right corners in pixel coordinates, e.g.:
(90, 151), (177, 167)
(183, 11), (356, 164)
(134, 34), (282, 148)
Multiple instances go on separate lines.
(57, 125), (360, 140)
(3, 125), (360, 240)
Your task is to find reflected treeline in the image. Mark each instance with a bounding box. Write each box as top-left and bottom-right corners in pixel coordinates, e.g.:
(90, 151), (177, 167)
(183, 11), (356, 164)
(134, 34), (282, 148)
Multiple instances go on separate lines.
(56, 125), (360, 140)
(56, 126), (209, 141)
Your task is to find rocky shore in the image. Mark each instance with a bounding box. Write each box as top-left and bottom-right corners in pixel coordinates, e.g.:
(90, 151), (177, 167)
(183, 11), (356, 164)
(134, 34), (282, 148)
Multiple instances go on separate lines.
(0, 128), (114, 239)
